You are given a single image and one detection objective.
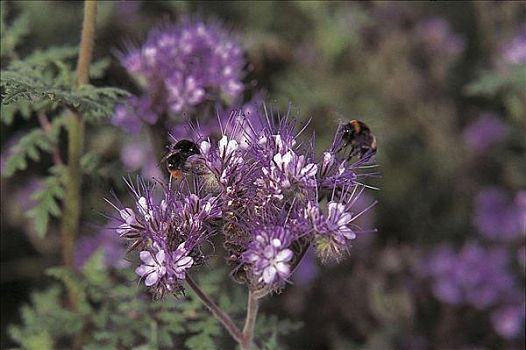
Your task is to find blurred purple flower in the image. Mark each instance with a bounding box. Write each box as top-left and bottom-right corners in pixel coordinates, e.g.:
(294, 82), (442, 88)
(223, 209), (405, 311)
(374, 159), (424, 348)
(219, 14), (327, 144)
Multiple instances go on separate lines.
(415, 17), (465, 61)
(120, 138), (163, 179)
(15, 178), (43, 212)
(491, 305), (525, 340)
(292, 248), (319, 286)
(75, 221), (129, 270)
(502, 23), (526, 65)
(463, 113), (507, 154)
(423, 243), (516, 309)
(113, 18), (245, 131)
(474, 188), (524, 241)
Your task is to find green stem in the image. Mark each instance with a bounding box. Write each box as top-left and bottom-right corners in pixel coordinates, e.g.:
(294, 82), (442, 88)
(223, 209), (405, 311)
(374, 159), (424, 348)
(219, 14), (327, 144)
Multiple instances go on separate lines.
(61, 0), (97, 283)
(186, 275), (244, 344)
(241, 289), (259, 350)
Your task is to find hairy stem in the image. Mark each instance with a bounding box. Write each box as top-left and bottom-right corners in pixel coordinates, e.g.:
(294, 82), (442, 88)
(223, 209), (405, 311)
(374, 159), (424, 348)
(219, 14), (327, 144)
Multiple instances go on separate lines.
(241, 289), (259, 350)
(186, 275), (244, 344)
(61, 0), (97, 286)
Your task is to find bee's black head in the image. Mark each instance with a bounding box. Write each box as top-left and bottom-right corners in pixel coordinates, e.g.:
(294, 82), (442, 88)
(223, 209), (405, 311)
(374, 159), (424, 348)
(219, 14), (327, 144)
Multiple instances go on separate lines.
(165, 139), (201, 172)
(173, 139), (200, 154)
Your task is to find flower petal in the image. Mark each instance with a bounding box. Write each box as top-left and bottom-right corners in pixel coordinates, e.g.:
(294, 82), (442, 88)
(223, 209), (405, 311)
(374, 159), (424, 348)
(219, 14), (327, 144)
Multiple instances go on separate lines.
(262, 266), (277, 284)
(276, 249), (293, 263)
(139, 251), (154, 264)
(145, 272), (159, 286)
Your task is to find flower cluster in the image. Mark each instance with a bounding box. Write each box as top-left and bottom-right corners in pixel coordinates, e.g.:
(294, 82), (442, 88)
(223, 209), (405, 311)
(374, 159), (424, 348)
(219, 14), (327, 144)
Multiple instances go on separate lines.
(112, 107), (377, 296)
(112, 180), (221, 297)
(421, 243), (524, 339)
(113, 18), (245, 133)
(474, 188), (525, 242)
(420, 187), (526, 340)
(463, 113), (508, 154)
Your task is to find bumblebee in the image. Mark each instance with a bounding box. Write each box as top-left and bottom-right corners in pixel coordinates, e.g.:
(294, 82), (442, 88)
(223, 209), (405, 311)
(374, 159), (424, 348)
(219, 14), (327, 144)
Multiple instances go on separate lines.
(161, 139), (200, 182)
(339, 120), (377, 160)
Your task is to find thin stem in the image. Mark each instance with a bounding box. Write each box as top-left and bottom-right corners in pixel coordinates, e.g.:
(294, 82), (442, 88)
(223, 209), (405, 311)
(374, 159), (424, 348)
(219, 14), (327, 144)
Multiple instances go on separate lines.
(241, 289), (259, 350)
(61, 0), (97, 284)
(186, 275), (244, 344)
(76, 1), (97, 87)
(37, 112), (64, 166)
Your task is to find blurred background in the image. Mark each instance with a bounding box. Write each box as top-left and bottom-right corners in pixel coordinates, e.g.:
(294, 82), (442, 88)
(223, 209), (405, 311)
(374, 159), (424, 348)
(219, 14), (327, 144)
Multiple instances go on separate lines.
(1, 1), (525, 349)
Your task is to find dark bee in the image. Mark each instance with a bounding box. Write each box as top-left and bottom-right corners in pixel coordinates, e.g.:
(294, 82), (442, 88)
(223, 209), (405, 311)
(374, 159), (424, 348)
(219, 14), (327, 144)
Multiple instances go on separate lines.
(339, 120), (377, 160)
(161, 139), (200, 182)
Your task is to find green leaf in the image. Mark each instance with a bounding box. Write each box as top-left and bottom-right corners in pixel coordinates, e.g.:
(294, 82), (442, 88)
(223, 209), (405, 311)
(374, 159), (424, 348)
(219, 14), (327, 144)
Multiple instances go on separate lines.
(1, 4), (30, 58)
(2, 128), (55, 177)
(82, 249), (110, 288)
(90, 57), (112, 79)
(8, 286), (81, 349)
(465, 65), (526, 97)
(25, 168), (66, 236)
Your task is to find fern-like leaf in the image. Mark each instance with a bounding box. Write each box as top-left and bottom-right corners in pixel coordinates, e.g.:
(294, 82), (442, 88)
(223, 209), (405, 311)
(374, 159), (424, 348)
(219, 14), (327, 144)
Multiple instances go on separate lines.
(25, 166), (66, 236)
(2, 128), (54, 177)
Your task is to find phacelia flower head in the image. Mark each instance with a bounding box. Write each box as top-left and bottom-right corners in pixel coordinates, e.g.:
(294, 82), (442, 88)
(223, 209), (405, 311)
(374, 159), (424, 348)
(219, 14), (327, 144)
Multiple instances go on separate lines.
(110, 178), (221, 297)
(112, 104), (378, 297)
(241, 225), (295, 286)
(113, 18), (245, 132)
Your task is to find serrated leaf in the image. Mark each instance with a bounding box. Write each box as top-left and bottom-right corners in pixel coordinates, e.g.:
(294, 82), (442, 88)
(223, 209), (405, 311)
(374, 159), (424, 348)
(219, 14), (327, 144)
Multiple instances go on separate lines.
(2, 128), (55, 177)
(1, 7), (30, 58)
(24, 171), (65, 236)
(80, 151), (101, 175)
(90, 58), (111, 79)
(82, 249), (109, 287)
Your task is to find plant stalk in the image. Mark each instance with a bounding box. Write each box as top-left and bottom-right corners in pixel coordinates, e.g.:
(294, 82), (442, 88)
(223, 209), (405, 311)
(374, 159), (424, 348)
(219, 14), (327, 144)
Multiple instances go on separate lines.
(241, 289), (259, 350)
(186, 275), (244, 344)
(61, 0), (97, 281)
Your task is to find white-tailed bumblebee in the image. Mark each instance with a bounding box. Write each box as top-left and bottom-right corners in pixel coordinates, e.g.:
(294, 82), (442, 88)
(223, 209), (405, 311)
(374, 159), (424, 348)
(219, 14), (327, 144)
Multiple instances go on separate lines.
(161, 139), (200, 182)
(339, 120), (377, 160)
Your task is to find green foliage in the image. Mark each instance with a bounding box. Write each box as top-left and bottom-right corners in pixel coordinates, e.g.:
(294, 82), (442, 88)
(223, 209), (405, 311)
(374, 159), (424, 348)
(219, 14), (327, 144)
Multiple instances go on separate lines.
(465, 65), (526, 97)
(0, 2), (30, 59)
(8, 252), (300, 349)
(1, 68), (128, 121)
(2, 128), (54, 177)
(8, 286), (81, 350)
(1, 43), (128, 126)
(2, 114), (66, 177)
(256, 315), (302, 350)
(25, 165), (66, 237)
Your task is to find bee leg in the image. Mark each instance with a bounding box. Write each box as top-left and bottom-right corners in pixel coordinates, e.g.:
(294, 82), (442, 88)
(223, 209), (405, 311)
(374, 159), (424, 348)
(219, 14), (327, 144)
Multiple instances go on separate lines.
(346, 145), (358, 161)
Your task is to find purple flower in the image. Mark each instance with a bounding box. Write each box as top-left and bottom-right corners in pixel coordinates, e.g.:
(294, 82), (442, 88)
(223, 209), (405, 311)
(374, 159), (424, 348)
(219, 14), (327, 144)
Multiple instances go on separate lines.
(241, 226), (295, 285)
(422, 243), (518, 310)
(113, 18), (245, 132)
(110, 178), (221, 296)
(491, 305), (525, 340)
(502, 23), (526, 65)
(463, 113), (507, 154)
(473, 188), (524, 241)
(415, 17), (465, 61)
(112, 104), (377, 295)
(293, 248), (319, 286)
(136, 242), (194, 287)
(307, 187), (376, 262)
(75, 221), (129, 270)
